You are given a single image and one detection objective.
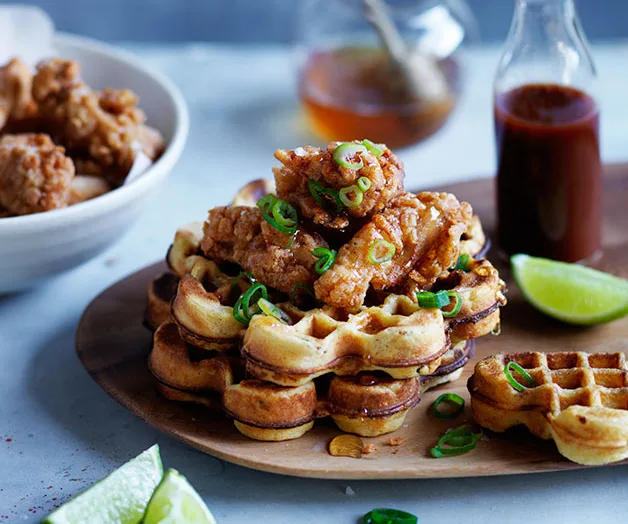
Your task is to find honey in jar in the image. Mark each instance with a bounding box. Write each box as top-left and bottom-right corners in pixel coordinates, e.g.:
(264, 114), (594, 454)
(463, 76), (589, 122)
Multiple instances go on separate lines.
(299, 47), (460, 149)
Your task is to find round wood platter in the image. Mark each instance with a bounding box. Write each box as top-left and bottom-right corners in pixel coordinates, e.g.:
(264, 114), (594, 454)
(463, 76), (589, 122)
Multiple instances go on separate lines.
(76, 166), (628, 479)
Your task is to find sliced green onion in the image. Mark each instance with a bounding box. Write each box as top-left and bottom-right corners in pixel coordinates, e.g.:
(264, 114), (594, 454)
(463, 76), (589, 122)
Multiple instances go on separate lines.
(257, 194), (298, 234)
(258, 298), (292, 324)
(441, 291), (462, 318)
(416, 290), (450, 309)
(270, 199), (298, 234)
(256, 194), (276, 214)
(333, 143), (367, 170)
(357, 176), (372, 192)
(431, 393), (465, 420)
(504, 361), (536, 392)
(430, 428), (478, 458)
(339, 185), (364, 208)
(454, 253), (471, 272)
(231, 270), (256, 289)
(362, 508), (417, 524)
(307, 179), (343, 212)
(361, 139), (385, 158)
(290, 282), (316, 305)
(232, 283), (268, 325)
(368, 239), (395, 264)
(312, 247), (337, 274)
(416, 290), (462, 317)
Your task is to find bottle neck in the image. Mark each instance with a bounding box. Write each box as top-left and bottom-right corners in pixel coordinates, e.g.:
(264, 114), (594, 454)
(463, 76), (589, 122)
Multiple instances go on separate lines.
(512, 0), (577, 45)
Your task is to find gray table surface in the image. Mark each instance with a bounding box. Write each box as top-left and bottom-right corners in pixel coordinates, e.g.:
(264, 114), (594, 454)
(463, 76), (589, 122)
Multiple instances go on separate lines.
(2, 42), (628, 523)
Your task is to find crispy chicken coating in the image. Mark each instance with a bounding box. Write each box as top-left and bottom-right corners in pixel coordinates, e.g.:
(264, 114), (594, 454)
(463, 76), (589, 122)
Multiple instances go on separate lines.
(0, 134), (75, 215)
(200, 205), (328, 294)
(0, 58), (38, 131)
(314, 192), (472, 311)
(32, 59), (164, 185)
(273, 141), (404, 230)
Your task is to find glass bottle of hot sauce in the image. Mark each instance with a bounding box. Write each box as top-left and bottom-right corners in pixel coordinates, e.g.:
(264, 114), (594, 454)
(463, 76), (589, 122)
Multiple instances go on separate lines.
(494, 0), (601, 263)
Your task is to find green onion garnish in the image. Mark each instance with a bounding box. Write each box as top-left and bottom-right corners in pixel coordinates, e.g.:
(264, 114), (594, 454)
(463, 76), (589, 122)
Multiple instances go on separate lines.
(231, 270), (256, 290)
(431, 393), (465, 420)
(430, 427), (479, 458)
(312, 247), (337, 274)
(339, 184), (364, 208)
(504, 361), (536, 392)
(269, 198), (298, 234)
(361, 139), (385, 158)
(362, 508), (417, 524)
(454, 253), (471, 272)
(441, 291), (462, 318)
(416, 290), (450, 309)
(290, 282), (316, 305)
(416, 290), (462, 317)
(368, 239), (395, 264)
(357, 176), (372, 192)
(232, 283), (268, 325)
(333, 143), (367, 170)
(257, 298), (291, 324)
(256, 194), (276, 214)
(307, 179), (343, 212)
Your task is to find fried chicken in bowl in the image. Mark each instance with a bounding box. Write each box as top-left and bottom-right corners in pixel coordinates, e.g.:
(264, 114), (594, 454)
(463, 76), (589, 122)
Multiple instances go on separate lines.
(0, 33), (188, 292)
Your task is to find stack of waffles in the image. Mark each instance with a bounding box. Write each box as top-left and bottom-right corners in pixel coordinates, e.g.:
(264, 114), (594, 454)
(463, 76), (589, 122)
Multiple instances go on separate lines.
(145, 142), (507, 441)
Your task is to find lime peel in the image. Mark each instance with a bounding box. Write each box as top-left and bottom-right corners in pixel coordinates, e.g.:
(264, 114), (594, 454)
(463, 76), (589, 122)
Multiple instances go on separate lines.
(143, 468), (216, 524)
(511, 254), (628, 325)
(43, 444), (163, 524)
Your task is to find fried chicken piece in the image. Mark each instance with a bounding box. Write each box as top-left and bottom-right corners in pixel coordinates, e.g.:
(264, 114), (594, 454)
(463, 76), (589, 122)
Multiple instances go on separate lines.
(32, 59), (163, 185)
(314, 192), (472, 311)
(0, 134), (74, 215)
(273, 141), (405, 230)
(200, 205), (328, 294)
(0, 58), (39, 131)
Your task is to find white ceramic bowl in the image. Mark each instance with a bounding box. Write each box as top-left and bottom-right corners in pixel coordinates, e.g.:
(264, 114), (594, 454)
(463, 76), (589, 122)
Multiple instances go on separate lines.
(0, 33), (189, 293)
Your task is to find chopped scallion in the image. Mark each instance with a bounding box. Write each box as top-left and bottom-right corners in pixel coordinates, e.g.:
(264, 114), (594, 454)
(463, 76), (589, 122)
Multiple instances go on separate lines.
(361, 139), (385, 158)
(504, 361), (536, 392)
(333, 143), (367, 170)
(368, 239), (395, 264)
(258, 298), (292, 324)
(339, 185), (364, 208)
(357, 176), (372, 192)
(312, 247), (337, 274)
(362, 508), (417, 524)
(431, 393), (465, 420)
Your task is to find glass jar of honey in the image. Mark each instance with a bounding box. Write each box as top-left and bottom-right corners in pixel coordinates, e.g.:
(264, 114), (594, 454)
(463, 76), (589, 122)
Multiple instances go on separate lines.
(295, 0), (478, 149)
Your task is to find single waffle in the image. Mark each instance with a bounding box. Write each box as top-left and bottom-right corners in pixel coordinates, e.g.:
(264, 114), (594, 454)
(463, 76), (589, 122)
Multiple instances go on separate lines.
(243, 294), (449, 386)
(433, 258), (507, 342)
(171, 257), (248, 351)
(460, 214), (488, 259)
(166, 222), (204, 277)
(231, 178), (275, 207)
(145, 272), (180, 330)
(468, 351), (628, 465)
(148, 321), (472, 440)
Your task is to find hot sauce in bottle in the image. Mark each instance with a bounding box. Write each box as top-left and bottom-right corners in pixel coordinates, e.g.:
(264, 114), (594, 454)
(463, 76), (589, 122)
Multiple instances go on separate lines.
(494, 0), (601, 263)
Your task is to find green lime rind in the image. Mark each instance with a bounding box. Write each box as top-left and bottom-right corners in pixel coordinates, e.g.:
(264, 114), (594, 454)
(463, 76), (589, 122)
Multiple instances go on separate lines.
(511, 254), (628, 325)
(42, 444), (163, 524)
(143, 468), (216, 524)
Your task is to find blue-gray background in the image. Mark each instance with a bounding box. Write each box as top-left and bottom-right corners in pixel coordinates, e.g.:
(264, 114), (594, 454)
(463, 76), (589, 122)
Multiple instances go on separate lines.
(10, 0), (628, 43)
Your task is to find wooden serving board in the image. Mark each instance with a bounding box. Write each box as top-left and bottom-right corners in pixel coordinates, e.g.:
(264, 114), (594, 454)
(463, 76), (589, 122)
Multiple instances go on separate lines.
(76, 165), (628, 479)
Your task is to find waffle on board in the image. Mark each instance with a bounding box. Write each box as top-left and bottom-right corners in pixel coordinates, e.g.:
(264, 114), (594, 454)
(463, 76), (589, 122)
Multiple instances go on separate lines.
(145, 140), (506, 441)
(468, 352), (628, 465)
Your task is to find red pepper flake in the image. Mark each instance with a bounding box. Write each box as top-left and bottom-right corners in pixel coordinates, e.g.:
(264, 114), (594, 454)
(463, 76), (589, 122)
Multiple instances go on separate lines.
(5, 438), (12, 442)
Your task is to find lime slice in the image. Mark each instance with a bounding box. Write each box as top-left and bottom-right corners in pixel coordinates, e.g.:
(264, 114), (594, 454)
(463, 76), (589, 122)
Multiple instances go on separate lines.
(43, 444), (163, 524)
(511, 254), (628, 325)
(143, 468), (217, 524)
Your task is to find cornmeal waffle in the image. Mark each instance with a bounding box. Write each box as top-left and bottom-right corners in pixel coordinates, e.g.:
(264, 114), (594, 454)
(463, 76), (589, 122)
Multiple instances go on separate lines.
(468, 352), (628, 465)
(148, 321), (473, 440)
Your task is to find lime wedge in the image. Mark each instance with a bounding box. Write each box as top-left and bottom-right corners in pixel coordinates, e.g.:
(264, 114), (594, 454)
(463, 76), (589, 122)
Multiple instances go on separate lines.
(511, 254), (628, 325)
(43, 445), (163, 524)
(143, 468), (217, 524)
